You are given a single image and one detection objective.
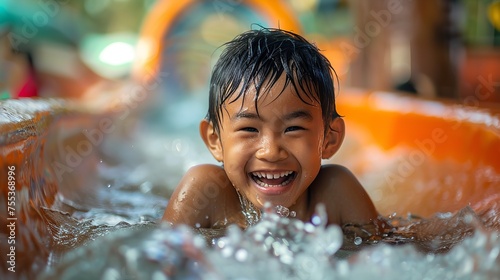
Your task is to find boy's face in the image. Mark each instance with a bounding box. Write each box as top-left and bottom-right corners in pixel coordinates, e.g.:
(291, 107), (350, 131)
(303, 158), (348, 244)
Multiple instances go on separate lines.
(207, 74), (340, 209)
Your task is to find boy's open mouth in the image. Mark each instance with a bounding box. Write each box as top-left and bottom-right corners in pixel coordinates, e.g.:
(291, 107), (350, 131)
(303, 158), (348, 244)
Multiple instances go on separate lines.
(250, 171), (296, 188)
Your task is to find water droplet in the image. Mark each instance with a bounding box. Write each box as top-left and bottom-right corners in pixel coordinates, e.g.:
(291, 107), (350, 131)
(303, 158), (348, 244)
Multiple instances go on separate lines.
(336, 260), (350, 276)
(139, 181), (153, 193)
(354, 236), (362, 245)
(457, 257), (474, 275)
(311, 215), (321, 226)
(311, 204), (327, 227)
(323, 225), (343, 254)
(235, 248), (248, 262)
(216, 239), (225, 248)
(463, 213), (473, 224)
(276, 205), (290, 217)
(304, 223), (316, 233)
(487, 246), (499, 263)
(102, 268), (120, 279)
(152, 270), (167, 280)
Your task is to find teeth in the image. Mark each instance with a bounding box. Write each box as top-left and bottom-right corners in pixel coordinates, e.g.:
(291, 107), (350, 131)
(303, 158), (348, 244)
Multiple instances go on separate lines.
(252, 171), (293, 179)
(251, 171), (294, 187)
(254, 175), (294, 188)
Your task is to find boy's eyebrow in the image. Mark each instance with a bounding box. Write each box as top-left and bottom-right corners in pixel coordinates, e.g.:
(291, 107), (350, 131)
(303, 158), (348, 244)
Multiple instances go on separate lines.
(232, 111), (260, 120)
(283, 110), (313, 121)
(232, 110), (313, 121)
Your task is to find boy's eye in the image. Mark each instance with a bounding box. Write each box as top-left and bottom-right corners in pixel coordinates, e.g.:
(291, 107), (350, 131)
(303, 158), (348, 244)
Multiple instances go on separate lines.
(285, 126), (304, 133)
(239, 127), (258, 133)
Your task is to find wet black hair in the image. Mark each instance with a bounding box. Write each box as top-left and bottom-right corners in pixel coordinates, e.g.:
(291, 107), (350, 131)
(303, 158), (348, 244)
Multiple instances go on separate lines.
(207, 27), (340, 134)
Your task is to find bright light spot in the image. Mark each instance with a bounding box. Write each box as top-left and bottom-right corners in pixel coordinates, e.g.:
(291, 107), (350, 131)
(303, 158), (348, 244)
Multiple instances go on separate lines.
(80, 32), (137, 78)
(235, 249), (248, 262)
(489, 1), (500, 31)
(99, 42), (135, 66)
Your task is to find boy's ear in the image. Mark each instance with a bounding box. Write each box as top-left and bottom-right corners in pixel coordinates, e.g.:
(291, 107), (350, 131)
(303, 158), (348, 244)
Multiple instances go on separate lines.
(200, 119), (223, 162)
(322, 117), (345, 159)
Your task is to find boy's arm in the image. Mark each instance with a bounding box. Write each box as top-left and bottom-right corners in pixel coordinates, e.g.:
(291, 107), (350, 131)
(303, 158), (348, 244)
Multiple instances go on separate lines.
(162, 164), (233, 228)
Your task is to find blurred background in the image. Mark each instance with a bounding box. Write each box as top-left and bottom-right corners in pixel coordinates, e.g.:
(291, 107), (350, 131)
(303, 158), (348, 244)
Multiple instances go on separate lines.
(1, 0), (499, 108)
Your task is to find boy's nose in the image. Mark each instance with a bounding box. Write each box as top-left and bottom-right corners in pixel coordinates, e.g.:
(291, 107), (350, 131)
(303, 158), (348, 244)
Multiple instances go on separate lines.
(255, 136), (288, 162)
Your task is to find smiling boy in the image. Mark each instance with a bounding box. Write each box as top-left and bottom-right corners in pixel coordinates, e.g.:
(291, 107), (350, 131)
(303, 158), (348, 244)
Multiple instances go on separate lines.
(163, 28), (378, 230)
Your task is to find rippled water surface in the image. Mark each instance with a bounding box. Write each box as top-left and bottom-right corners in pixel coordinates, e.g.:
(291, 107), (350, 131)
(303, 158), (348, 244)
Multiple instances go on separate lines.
(39, 202), (500, 280)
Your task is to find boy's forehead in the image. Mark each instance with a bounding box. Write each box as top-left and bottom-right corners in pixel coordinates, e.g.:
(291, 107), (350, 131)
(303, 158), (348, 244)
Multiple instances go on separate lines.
(227, 74), (318, 105)
(223, 84), (321, 119)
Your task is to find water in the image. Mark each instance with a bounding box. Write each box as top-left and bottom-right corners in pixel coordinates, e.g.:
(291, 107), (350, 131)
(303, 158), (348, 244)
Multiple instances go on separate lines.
(38, 203), (500, 280)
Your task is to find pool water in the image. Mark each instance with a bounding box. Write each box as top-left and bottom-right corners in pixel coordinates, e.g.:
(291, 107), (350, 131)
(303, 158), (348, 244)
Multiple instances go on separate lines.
(39, 200), (499, 280)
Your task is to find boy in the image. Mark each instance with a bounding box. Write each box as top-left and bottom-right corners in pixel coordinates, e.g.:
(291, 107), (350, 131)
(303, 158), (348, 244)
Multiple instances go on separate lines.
(163, 27), (378, 231)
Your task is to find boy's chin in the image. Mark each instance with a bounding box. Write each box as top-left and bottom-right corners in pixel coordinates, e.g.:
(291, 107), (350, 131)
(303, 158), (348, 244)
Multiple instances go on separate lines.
(253, 196), (296, 210)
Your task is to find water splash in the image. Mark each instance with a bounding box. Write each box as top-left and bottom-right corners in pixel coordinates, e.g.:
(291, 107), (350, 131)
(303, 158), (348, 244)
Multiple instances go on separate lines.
(39, 204), (500, 280)
(236, 190), (261, 227)
(40, 223), (213, 280)
(275, 205), (296, 218)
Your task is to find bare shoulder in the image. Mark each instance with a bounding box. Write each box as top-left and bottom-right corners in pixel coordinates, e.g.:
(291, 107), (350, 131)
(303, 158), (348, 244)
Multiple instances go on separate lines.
(162, 164), (238, 227)
(310, 164), (378, 225)
(182, 164), (231, 188)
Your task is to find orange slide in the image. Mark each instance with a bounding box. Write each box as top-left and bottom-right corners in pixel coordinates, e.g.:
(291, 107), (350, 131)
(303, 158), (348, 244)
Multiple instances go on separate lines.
(336, 90), (500, 217)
